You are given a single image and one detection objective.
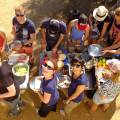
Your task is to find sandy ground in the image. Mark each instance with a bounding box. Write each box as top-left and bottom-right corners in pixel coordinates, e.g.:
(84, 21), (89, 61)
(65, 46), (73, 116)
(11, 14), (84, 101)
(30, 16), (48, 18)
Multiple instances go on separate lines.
(0, 0), (119, 120)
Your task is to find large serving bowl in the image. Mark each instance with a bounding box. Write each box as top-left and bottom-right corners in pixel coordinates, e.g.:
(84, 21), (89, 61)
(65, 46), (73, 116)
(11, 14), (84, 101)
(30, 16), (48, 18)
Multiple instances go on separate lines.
(12, 63), (29, 77)
(88, 44), (103, 57)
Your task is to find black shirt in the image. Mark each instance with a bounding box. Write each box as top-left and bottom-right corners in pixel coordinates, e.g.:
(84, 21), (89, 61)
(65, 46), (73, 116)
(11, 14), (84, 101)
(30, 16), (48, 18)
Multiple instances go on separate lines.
(0, 62), (20, 101)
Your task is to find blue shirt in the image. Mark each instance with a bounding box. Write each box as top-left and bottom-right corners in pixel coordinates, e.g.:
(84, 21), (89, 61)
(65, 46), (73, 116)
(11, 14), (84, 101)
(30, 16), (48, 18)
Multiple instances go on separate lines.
(12, 17), (36, 43)
(40, 76), (59, 106)
(68, 73), (87, 103)
(41, 18), (67, 51)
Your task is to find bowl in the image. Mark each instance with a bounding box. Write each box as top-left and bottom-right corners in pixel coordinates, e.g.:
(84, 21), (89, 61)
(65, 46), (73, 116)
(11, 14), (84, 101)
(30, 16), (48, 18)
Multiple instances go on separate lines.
(12, 63), (29, 77)
(88, 44), (103, 57)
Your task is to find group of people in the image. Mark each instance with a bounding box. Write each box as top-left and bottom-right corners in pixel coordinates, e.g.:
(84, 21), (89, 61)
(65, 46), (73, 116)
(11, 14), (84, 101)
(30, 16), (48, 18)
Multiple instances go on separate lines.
(0, 4), (120, 120)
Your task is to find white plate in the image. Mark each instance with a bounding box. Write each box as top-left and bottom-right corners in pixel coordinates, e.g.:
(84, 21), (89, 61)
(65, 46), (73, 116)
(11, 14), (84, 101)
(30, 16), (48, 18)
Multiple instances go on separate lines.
(95, 68), (107, 83)
(29, 76), (44, 91)
(57, 75), (71, 88)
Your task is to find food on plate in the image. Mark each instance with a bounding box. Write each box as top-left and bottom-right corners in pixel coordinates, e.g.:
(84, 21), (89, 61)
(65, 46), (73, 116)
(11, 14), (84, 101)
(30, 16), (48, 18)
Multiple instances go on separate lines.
(12, 63), (29, 76)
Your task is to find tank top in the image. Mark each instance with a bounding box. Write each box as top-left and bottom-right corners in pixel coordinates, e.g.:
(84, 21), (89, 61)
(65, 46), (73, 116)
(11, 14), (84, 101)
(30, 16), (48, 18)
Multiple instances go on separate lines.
(71, 22), (88, 44)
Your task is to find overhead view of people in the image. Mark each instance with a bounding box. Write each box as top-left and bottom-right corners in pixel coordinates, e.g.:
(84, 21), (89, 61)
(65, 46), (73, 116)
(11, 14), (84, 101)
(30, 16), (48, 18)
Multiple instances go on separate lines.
(11, 5), (36, 55)
(0, 52), (24, 117)
(34, 60), (59, 117)
(0, 1), (120, 120)
(40, 18), (67, 52)
(60, 57), (87, 120)
(67, 13), (90, 52)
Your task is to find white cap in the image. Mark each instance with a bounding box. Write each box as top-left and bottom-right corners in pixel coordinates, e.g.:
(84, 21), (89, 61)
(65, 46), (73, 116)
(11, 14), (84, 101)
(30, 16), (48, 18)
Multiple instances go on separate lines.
(93, 6), (108, 21)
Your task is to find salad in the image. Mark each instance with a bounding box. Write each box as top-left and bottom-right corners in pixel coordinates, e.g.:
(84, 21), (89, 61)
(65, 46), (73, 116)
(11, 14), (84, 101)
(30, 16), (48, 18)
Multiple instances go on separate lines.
(12, 63), (29, 77)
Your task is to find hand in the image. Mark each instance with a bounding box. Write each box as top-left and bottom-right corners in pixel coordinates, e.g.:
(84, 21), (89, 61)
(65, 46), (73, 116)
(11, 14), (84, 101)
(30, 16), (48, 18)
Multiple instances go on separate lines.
(52, 48), (57, 53)
(102, 50), (110, 55)
(66, 99), (70, 104)
(97, 38), (104, 44)
(102, 70), (112, 79)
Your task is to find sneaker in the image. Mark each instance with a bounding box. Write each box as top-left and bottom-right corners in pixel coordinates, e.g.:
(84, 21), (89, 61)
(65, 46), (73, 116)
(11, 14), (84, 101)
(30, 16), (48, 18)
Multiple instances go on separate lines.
(18, 101), (26, 110)
(60, 109), (65, 117)
(8, 108), (21, 117)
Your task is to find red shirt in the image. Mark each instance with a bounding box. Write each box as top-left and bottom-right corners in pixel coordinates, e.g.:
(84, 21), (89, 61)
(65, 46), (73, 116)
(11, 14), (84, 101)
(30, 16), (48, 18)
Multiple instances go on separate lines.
(0, 35), (4, 48)
(77, 23), (89, 31)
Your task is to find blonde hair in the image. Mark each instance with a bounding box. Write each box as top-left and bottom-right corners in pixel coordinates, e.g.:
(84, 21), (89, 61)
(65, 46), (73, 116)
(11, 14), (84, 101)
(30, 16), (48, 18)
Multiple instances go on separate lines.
(15, 5), (25, 13)
(115, 7), (120, 16)
(0, 52), (8, 62)
(111, 72), (120, 83)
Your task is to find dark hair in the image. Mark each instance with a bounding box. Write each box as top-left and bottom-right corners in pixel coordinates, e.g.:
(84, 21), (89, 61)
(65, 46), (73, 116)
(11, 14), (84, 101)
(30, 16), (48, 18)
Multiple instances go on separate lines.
(78, 13), (88, 24)
(71, 57), (85, 68)
(49, 19), (60, 33)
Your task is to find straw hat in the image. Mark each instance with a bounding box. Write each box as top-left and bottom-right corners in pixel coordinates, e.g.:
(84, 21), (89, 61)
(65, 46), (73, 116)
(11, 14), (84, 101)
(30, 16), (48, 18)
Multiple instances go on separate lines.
(93, 6), (108, 21)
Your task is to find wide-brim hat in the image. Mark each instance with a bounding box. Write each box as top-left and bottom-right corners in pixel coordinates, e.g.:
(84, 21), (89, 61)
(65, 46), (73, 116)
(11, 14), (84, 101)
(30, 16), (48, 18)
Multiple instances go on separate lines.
(106, 59), (120, 73)
(93, 6), (108, 21)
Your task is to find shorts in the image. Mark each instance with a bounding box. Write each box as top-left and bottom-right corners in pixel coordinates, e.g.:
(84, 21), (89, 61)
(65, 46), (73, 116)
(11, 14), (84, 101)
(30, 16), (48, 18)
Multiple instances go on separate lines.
(93, 92), (114, 105)
(38, 102), (57, 117)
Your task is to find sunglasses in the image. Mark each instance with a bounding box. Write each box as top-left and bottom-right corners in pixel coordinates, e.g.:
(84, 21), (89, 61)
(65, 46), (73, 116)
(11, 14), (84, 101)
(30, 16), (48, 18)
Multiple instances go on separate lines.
(72, 64), (81, 68)
(42, 63), (54, 70)
(16, 14), (24, 17)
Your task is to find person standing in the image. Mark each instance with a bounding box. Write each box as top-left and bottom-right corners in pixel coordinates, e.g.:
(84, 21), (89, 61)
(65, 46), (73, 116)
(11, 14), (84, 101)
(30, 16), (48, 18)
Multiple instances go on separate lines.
(11, 5), (36, 55)
(0, 53), (24, 117)
(35, 60), (59, 117)
(40, 18), (67, 52)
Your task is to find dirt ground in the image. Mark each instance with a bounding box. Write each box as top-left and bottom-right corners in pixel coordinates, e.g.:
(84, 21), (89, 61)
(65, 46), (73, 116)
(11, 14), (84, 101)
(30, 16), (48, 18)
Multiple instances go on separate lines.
(0, 0), (120, 120)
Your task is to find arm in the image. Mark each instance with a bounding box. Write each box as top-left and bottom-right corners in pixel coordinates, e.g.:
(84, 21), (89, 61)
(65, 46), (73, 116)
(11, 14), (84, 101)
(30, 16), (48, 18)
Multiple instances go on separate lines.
(37, 91), (51, 104)
(67, 85), (85, 102)
(98, 22), (109, 42)
(103, 49), (120, 54)
(53, 33), (65, 50)
(104, 40), (120, 50)
(11, 25), (16, 41)
(41, 28), (47, 51)
(84, 25), (90, 46)
(0, 84), (16, 99)
(67, 20), (74, 41)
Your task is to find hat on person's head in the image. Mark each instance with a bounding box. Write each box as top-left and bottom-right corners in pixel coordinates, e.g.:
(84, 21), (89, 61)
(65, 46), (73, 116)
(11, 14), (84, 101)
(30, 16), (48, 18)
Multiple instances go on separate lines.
(106, 59), (120, 73)
(78, 13), (88, 24)
(49, 19), (60, 37)
(93, 6), (108, 21)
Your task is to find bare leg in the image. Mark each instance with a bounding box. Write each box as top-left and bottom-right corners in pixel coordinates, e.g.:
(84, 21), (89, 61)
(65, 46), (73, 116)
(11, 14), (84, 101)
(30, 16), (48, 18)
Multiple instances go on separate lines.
(89, 101), (98, 113)
(101, 103), (110, 112)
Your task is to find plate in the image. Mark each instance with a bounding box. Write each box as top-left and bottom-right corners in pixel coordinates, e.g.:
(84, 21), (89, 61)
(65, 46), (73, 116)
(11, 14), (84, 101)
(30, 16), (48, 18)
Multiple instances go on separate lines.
(57, 75), (71, 88)
(88, 44), (103, 57)
(12, 63), (29, 77)
(29, 76), (44, 91)
(95, 68), (107, 83)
